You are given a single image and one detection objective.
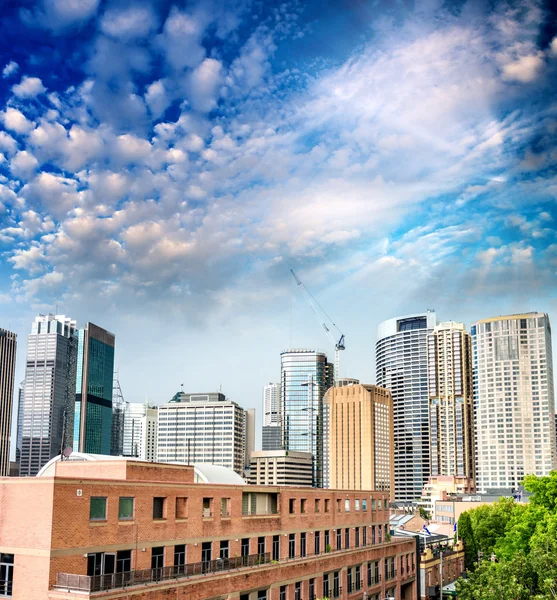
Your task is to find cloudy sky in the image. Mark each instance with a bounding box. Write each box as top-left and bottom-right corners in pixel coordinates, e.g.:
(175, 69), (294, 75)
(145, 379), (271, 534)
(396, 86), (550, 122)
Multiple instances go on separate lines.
(1, 0), (556, 445)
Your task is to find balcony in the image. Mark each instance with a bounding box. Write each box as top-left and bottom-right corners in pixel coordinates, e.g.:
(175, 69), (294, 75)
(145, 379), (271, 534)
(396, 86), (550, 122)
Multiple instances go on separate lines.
(55, 553), (271, 594)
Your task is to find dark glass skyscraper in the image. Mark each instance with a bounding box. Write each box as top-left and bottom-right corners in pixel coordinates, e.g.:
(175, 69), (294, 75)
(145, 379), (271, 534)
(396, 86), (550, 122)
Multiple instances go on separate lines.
(73, 323), (115, 455)
(280, 349), (334, 487)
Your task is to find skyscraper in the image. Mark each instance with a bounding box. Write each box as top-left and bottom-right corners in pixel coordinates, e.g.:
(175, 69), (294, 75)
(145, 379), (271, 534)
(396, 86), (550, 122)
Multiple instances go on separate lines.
(325, 382), (395, 498)
(73, 322), (115, 455)
(122, 402), (158, 461)
(263, 382), (280, 426)
(376, 311), (437, 501)
(472, 313), (556, 492)
(157, 392), (247, 475)
(20, 315), (77, 477)
(428, 322), (475, 484)
(280, 349), (334, 487)
(0, 328), (17, 477)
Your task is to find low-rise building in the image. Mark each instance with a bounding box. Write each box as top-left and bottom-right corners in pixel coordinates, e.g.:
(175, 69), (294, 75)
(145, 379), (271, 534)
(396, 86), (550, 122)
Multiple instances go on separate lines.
(420, 475), (474, 521)
(249, 450), (313, 486)
(0, 456), (418, 600)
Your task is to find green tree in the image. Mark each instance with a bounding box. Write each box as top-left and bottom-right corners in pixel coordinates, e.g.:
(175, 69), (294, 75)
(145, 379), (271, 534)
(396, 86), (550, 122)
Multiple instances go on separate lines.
(524, 472), (557, 511)
(469, 498), (518, 557)
(458, 511), (477, 571)
(529, 511), (557, 598)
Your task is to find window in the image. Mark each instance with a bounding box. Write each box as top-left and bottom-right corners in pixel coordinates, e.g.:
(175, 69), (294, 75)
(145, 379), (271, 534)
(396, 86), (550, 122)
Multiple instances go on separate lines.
(273, 535), (280, 561)
(151, 547), (164, 570)
(175, 497), (188, 519)
(362, 499), (367, 511)
(280, 586), (287, 600)
(116, 550), (131, 574)
(221, 498), (230, 517)
(118, 497), (134, 520)
(324, 530), (330, 551)
(301, 499), (307, 514)
(220, 540), (229, 559)
(309, 578), (315, 600)
(289, 498), (295, 514)
(0, 554), (14, 597)
(153, 497), (166, 519)
(314, 531), (320, 555)
(323, 574), (330, 598)
(333, 571), (340, 598)
(345, 528), (350, 549)
(355, 527), (360, 548)
(258, 536), (265, 557)
(325, 499), (330, 513)
(241, 538), (250, 561)
(372, 525), (376, 544)
(355, 499), (360, 511)
(295, 581), (301, 600)
(289, 534), (296, 559)
(336, 529), (342, 550)
(336, 499), (341, 512)
(344, 498), (350, 512)
(363, 526), (367, 546)
(315, 499), (320, 513)
(174, 545), (186, 571)
(202, 498), (213, 518)
(300, 533), (306, 558)
(347, 568), (353, 592)
(257, 591), (268, 600)
(90, 497), (107, 520)
(355, 566), (361, 590)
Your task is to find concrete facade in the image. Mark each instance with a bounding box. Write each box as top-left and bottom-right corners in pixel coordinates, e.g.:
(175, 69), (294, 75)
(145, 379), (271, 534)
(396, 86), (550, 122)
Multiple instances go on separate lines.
(325, 383), (395, 499)
(248, 450), (313, 486)
(0, 460), (418, 600)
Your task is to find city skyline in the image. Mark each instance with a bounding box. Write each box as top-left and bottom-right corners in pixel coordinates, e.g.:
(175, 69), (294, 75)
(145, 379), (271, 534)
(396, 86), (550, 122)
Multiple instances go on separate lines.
(0, 0), (556, 433)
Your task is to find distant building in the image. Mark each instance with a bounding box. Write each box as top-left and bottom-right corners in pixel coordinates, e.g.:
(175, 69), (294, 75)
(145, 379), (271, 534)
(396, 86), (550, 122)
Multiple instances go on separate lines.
(262, 425), (281, 450)
(249, 450), (313, 486)
(20, 315), (77, 477)
(472, 313), (556, 492)
(376, 311), (437, 501)
(420, 475), (475, 521)
(110, 375), (125, 456)
(157, 392), (247, 475)
(325, 383), (395, 499)
(245, 408), (255, 472)
(263, 382), (280, 426)
(0, 327), (17, 477)
(122, 403), (158, 461)
(428, 322), (475, 483)
(73, 323), (115, 455)
(280, 349), (334, 487)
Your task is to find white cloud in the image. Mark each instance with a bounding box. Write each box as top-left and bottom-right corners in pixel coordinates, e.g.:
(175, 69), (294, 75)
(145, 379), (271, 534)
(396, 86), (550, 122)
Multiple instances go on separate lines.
(187, 58), (223, 112)
(2, 107), (34, 134)
(0, 131), (18, 156)
(24, 0), (100, 31)
(501, 52), (544, 82)
(20, 172), (80, 219)
(159, 7), (206, 70)
(145, 80), (170, 119)
(114, 134), (152, 164)
(2, 61), (19, 78)
(10, 151), (39, 179)
(100, 5), (158, 41)
(550, 37), (557, 58)
(12, 76), (46, 98)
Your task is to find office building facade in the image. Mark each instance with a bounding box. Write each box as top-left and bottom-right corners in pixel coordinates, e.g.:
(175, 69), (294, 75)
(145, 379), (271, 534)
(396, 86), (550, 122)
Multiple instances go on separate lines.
(472, 313), (556, 492)
(122, 403), (158, 461)
(262, 425), (282, 451)
(73, 323), (115, 455)
(249, 450), (314, 486)
(20, 315), (77, 477)
(376, 311), (437, 501)
(0, 328), (17, 477)
(428, 322), (475, 483)
(280, 349), (334, 487)
(263, 382), (280, 426)
(157, 392), (247, 475)
(326, 383), (395, 498)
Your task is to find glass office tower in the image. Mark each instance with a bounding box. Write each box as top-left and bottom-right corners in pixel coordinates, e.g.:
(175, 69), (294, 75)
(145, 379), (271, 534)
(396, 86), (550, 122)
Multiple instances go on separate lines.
(376, 311), (437, 501)
(0, 328), (17, 477)
(20, 315), (77, 476)
(280, 349), (334, 487)
(73, 323), (115, 455)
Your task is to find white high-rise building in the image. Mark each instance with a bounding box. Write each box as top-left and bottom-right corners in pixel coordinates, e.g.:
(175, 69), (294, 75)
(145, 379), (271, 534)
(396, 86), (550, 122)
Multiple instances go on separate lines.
(472, 313), (556, 492)
(263, 383), (280, 426)
(376, 311), (437, 501)
(122, 403), (158, 462)
(156, 392), (247, 476)
(20, 315), (77, 477)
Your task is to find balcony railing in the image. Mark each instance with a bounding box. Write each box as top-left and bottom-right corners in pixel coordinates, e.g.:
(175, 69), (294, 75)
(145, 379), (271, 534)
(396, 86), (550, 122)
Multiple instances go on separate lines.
(55, 553), (271, 593)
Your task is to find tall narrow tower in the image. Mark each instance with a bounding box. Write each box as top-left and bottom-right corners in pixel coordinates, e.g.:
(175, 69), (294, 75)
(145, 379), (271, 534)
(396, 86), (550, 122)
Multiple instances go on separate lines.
(472, 313), (556, 492)
(0, 328), (17, 477)
(20, 315), (77, 476)
(280, 349), (334, 487)
(376, 311), (437, 501)
(428, 322), (475, 484)
(73, 323), (115, 455)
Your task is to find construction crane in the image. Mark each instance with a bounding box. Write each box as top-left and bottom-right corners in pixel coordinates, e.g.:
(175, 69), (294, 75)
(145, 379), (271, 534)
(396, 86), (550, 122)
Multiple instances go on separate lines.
(290, 269), (345, 384)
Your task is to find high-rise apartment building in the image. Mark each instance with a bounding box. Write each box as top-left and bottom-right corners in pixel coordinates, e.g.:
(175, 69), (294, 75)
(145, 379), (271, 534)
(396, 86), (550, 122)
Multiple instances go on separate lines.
(73, 323), (115, 455)
(157, 392), (247, 475)
(376, 311), (437, 501)
(263, 382), (280, 426)
(428, 322), (475, 483)
(472, 313), (556, 492)
(20, 315), (77, 477)
(280, 349), (334, 487)
(121, 402), (158, 461)
(325, 383), (395, 498)
(0, 328), (17, 477)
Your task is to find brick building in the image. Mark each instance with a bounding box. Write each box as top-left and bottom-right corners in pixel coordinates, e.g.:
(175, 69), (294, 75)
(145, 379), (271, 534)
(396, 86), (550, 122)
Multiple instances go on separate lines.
(0, 458), (418, 600)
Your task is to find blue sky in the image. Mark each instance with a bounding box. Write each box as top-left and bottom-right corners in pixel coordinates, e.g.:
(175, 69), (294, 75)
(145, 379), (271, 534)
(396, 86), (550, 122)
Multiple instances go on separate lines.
(1, 0), (556, 441)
